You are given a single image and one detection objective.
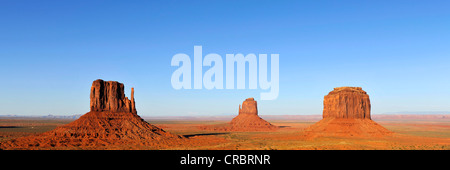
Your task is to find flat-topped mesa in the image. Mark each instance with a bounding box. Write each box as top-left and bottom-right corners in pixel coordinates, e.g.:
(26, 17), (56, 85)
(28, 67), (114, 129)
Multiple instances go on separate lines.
(323, 86), (371, 119)
(238, 97), (258, 115)
(301, 86), (392, 138)
(90, 79), (137, 114)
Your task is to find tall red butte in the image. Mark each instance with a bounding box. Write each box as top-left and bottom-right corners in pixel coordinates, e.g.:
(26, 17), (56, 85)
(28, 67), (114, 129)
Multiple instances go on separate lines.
(302, 87), (392, 138)
(0, 79), (182, 149)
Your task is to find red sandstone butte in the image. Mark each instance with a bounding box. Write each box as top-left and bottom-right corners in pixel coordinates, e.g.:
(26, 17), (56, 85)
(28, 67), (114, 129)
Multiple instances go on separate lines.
(201, 98), (278, 131)
(90, 79), (136, 114)
(238, 97), (258, 115)
(323, 87), (371, 119)
(302, 87), (392, 138)
(0, 79), (182, 149)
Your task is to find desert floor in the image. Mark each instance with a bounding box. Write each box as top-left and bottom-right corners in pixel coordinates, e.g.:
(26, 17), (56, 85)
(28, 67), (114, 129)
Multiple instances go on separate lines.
(1, 117), (449, 150)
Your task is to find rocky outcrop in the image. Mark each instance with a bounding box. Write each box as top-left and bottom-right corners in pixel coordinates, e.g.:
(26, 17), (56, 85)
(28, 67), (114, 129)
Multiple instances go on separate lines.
(90, 79), (136, 114)
(323, 87), (371, 119)
(302, 87), (392, 138)
(238, 98), (258, 115)
(200, 98), (278, 131)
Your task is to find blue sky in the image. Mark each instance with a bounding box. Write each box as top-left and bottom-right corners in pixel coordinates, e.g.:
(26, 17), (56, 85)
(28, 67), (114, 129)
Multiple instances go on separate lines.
(1, 0), (450, 116)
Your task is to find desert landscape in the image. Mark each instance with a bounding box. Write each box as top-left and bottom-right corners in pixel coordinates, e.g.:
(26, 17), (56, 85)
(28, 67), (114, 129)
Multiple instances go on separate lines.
(0, 80), (449, 150)
(1, 114), (450, 150)
(2, 1), (450, 153)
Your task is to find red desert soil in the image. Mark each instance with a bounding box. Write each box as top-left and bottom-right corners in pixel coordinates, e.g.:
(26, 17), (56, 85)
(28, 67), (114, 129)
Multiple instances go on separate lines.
(2, 117), (450, 150)
(199, 98), (278, 132)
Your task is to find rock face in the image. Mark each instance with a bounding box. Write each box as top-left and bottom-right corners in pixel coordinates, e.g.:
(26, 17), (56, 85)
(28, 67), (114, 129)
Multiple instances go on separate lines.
(238, 98), (258, 116)
(200, 98), (277, 131)
(90, 79), (136, 114)
(1, 79), (182, 149)
(302, 87), (392, 138)
(323, 87), (370, 119)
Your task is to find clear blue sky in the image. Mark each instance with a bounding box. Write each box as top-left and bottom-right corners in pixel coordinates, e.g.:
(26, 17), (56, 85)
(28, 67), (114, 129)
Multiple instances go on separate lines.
(1, 0), (450, 116)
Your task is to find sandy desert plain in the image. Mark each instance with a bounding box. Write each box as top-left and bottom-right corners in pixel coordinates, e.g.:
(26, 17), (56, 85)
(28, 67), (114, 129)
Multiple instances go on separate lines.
(0, 114), (449, 150)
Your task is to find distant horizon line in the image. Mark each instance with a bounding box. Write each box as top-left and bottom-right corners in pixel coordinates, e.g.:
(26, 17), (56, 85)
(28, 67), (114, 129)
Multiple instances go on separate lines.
(2, 111), (450, 118)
